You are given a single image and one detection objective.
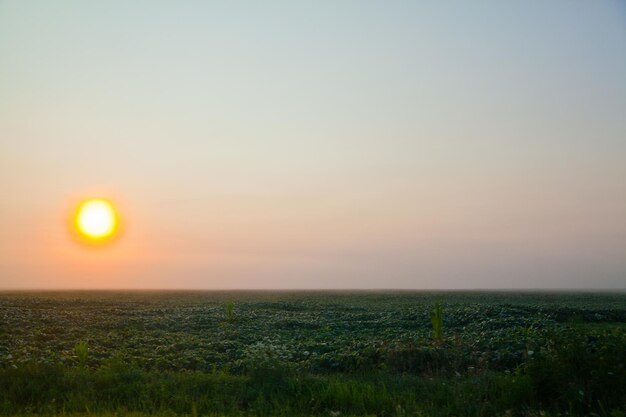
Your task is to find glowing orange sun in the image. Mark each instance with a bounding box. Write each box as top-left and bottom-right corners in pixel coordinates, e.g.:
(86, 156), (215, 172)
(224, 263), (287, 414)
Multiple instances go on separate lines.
(72, 199), (120, 244)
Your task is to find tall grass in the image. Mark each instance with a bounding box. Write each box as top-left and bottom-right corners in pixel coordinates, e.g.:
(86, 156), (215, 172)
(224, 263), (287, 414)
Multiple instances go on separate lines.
(430, 302), (443, 344)
(74, 341), (88, 369)
(226, 302), (234, 321)
(0, 365), (533, 416)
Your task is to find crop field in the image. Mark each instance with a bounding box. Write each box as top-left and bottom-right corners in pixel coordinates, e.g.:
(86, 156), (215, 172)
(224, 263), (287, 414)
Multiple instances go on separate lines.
(0, 291), (624, 416)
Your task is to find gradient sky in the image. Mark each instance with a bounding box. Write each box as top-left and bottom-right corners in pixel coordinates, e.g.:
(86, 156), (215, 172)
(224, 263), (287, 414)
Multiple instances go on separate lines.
(1, 1), (625, 289)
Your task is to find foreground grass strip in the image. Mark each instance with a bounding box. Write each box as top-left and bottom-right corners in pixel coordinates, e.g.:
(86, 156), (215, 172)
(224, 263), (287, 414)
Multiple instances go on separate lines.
(0, 364), (613, 417)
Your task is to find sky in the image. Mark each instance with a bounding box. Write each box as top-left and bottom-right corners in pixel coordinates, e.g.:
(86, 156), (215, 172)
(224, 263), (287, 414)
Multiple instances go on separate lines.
(1, 1), (625, 290)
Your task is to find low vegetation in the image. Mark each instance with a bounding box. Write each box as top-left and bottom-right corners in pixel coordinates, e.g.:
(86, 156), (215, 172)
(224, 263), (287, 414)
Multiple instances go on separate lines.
(0, 291), (624, 416)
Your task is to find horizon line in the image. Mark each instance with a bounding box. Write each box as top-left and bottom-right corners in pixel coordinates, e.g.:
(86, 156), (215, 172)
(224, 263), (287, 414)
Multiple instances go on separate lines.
(1, 288), (625, 293)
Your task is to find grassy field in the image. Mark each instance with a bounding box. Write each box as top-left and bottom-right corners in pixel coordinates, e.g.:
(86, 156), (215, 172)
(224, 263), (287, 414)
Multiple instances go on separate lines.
(0, 291), (624, 416)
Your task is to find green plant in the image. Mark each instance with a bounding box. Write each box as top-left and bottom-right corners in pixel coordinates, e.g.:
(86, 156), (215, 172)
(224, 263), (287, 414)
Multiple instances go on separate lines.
(525, 328), (626, 414)
(430, 302), (443, 344)
(74, 340), (88, 368)
(226, 302), (234, 321)
(522, 323), (534, 359)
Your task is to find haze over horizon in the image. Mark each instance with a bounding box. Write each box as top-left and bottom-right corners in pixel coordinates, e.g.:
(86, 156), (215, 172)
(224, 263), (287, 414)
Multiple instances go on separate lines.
(1, 1), (625, 290)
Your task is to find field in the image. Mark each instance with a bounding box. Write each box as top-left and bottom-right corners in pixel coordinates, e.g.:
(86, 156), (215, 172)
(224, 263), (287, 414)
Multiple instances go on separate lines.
(0, 291), (624, 416)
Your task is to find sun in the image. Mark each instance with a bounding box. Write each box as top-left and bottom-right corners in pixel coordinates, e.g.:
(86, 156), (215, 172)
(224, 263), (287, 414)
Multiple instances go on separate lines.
(73, 199), (120, 243)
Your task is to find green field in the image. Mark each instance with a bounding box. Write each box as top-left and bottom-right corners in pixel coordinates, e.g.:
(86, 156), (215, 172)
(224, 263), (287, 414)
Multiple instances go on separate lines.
(0, 291), (624, 416)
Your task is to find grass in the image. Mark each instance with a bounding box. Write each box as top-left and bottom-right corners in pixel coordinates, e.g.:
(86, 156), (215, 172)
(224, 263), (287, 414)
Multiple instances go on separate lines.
(227, 302), (234, 321)
(430, 302), (443, 344)
(1, 347), (623, 417)
(74, 340), (88, 369)
(0, 364), (537, 416)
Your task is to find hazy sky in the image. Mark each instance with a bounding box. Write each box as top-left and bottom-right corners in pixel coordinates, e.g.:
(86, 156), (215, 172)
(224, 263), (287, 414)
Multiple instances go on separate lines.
(1, 1), (625, 289)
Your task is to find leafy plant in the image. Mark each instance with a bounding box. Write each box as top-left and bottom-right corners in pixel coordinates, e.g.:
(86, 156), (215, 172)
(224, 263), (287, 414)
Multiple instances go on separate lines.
(74, 340), (88, 368)
(430, 302), (443, 344)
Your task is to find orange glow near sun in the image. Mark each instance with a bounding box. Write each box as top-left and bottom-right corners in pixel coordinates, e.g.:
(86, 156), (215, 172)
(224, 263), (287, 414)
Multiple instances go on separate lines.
(72, 199), (120, 244)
